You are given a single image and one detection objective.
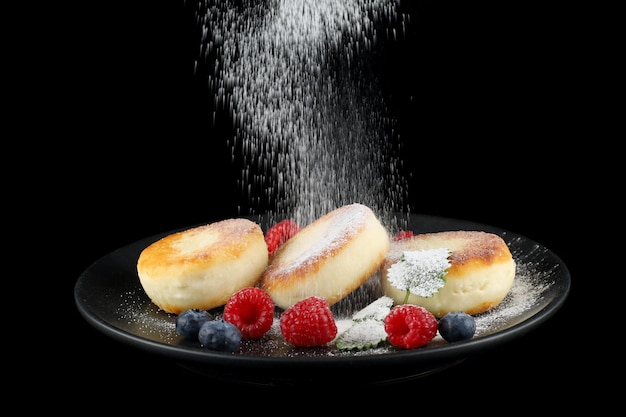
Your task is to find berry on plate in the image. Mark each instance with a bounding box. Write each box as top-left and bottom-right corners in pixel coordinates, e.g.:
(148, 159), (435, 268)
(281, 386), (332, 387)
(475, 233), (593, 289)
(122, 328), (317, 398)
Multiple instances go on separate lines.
(279, 296), (337, 347)
(384, 304), (438, 349)
(175, 308), (213, 339)
(198, 320), (242, 352)
(265, 219), (301, 257)
(393, 230), (415, 241)
(438, 311), (476, 342)
(223, 287), (275, 339)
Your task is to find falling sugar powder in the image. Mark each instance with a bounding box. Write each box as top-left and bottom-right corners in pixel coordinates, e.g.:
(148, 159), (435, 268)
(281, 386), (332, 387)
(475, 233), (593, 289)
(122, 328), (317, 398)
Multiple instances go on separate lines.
(193, 0), (410, 230)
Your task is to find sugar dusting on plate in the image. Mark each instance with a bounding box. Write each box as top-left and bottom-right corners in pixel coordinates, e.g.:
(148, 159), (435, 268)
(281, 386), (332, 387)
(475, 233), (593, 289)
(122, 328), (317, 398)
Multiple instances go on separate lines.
(114, 239), (555, 357)
(473, 259), (552, 334)
(116, 289), (177, 342)
(470, 236), (556, 334)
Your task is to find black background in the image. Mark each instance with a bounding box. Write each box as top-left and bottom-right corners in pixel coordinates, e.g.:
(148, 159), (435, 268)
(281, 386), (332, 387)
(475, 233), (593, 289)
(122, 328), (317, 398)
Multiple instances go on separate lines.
(57, 0), (587, 406)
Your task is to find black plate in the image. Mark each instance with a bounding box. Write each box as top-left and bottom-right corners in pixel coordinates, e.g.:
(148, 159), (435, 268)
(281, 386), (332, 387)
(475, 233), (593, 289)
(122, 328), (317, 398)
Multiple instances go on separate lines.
(74, 213), (570, 386)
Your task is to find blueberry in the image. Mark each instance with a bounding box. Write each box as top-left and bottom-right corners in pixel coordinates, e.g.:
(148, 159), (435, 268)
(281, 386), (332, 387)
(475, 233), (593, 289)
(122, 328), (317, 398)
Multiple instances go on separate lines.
(438, 312), (476, 343)
(198, 320), (242, 352)
(175, 309), (213, 339)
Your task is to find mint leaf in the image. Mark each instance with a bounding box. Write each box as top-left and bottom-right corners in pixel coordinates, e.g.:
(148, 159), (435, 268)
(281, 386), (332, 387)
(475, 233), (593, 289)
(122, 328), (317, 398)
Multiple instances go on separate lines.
(386, 248), (451, 299)
(335, 296), (393, 351)
(335, 319), (388, 351)
(352, 295), (394, 322)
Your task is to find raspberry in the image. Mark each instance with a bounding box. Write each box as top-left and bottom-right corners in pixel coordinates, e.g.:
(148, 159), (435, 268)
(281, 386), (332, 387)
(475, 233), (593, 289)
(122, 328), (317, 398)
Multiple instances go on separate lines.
(265, 219), (301, 257)
(393, 230), (415, 241)
(223, 287), (275, 339)
(279, 296), (337, 347)
(384, 304), (438, 349)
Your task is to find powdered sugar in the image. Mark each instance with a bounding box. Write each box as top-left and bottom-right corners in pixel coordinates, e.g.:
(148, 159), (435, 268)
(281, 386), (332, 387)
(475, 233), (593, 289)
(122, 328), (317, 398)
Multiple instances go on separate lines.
(304, 204), (367, 254)
(335, 295), (392, 350)
(195, 0), (409, 230)
(271, 203), (370, 274)
(331, 255), (555, 354)
(336, 318), (389, 350)
(116, 249), (555, 356)
(116, 290), (177, 342)
(386, 248), (450, 298)
(473, 255), (552, 334)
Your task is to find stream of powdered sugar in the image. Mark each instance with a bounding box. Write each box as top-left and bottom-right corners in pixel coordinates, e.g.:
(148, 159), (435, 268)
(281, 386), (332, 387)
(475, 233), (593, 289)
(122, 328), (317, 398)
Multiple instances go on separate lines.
(193, 0), (409, 230)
